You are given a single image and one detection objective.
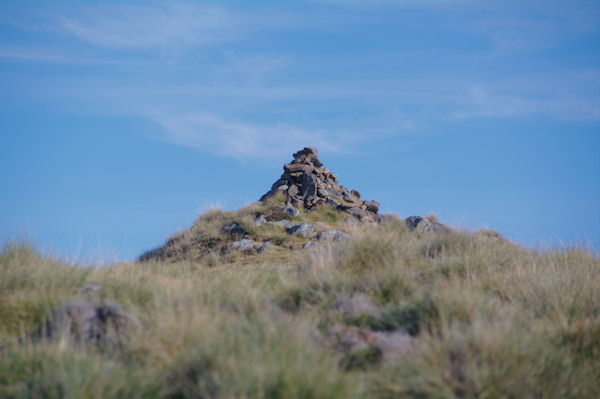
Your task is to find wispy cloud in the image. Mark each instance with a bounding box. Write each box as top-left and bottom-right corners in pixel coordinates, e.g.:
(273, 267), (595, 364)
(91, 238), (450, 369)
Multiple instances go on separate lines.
(450, 85), (600, 121)
(148, 112), (347, 161)
(59, 4), (240, 51)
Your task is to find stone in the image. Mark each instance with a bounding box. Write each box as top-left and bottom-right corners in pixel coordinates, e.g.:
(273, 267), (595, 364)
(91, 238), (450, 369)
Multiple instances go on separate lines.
(327, 198), (342, 208)
(288, 223), (317, 237)
(375, 214), (397, 223)
(231, 239), (255, 251)
(344, 217), (361, 227)
(351, 189), (361, 199)
(293, 147), (319, 159)
(317, 229), (350, 242)
(292, 147), (323, 167)
(287, 184), (299, 197)
(405, 216), (451, 233)
(301, 172), (319, 205)
(321, 188), (344, 201)
(363, 200), (380, 213)
(223, 222), (249, 236)
(43, 299), (132, 349)
(257, 241), (270, 254)
(283, 204), (300, 217)
(340, 196), (363, 209)
(345, 207), (368, 219)
(284, 163), (314, 174)
(268, 219), (292, 229)
(254, 215), (267, 227)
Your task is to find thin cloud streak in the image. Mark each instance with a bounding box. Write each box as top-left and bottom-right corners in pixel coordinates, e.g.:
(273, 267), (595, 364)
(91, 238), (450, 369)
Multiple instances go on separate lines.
(148, 112), (346, 161)
(59, 4), (240, 50)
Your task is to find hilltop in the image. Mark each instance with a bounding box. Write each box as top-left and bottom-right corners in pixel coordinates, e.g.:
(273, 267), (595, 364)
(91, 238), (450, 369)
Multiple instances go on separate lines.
(139, 147), (447, 264)
(0, 148), (598, 398)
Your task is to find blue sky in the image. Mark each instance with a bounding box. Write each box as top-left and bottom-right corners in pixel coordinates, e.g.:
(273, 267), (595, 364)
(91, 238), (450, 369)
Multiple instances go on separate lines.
(1, 0), (599, 262)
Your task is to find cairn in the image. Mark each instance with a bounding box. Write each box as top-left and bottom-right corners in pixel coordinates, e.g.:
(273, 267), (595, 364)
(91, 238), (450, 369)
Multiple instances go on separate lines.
(260, 147), (381, 220)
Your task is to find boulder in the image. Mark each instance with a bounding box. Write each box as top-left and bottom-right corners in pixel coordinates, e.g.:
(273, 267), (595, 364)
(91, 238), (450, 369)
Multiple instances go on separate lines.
(283, 204), (300, 217)
(345, 207), (369, 219)
(363, 200), (380, 213)
(375, 214), (397, 223)
(268, 219), (293, 229)
(317, 229), (350, 242)
(288, 223), (317, 237)
(43, 299), (132, 349)
(231, 239), (255, 251)
(405, 216), (451, 233)
(223, 222), (249, 236)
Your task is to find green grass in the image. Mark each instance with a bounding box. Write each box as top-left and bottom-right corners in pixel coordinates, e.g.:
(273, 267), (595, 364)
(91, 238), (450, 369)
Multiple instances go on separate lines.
(1, 206), (599, 398)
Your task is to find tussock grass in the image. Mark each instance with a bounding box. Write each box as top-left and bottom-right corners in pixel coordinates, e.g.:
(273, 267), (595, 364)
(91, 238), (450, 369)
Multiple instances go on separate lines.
(1, 212), (599, 398)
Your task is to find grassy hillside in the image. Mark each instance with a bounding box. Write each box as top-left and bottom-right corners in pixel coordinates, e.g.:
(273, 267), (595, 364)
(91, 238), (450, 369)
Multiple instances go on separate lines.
(1, 201), (598, 398)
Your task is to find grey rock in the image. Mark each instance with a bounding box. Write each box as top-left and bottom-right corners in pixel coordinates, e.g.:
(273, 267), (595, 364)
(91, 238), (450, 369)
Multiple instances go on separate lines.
(301, 172), (319, 205)
(317, 229), (350, 242)
(283, 204), (300, 217)
(327, 198), (342, 208)
(288, 223), (317, 237)
(324, 188), (344, 201)
(345, 207), (368, 219)
(405, 216), (451, 233)
(343, 217), (361, 227)
(268, 219), (292, 229)
(375, 214), (398, 223)
(223, 222), (248, 236)
(284, 163), (315, 174)
(257, 241), (271, 254)
(364, 200), (380, 213)
(44, 299), (132, 349)
(231, 239), (255, 251)
(254, 215), (267, 227)
(287, 184), (300, 197)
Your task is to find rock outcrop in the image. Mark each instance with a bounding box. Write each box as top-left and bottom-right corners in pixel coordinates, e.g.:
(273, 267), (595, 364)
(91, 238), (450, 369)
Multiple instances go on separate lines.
(260, 147), (380, 221)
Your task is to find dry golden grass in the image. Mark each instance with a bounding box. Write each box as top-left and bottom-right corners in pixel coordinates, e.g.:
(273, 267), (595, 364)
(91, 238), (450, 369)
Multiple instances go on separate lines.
(1, 205), (599, 398)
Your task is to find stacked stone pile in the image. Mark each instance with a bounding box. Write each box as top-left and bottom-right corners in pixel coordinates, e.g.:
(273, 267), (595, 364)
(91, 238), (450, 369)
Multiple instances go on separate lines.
(260, 147), (381, 220)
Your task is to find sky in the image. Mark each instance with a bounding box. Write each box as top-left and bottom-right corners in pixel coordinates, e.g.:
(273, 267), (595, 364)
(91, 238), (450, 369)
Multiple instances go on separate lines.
(1, 0), (599, 263)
